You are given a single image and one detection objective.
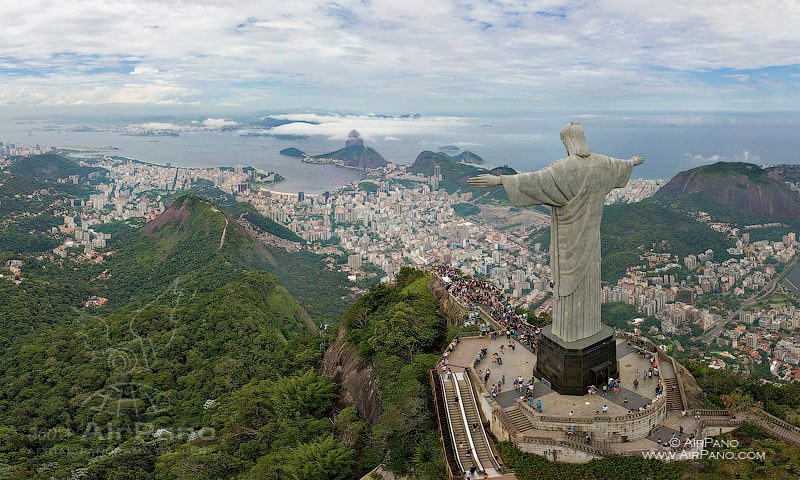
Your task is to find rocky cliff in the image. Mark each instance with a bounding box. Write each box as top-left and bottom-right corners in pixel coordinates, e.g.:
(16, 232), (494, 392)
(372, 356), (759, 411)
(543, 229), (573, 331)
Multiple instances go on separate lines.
(322, 328), (382, 425)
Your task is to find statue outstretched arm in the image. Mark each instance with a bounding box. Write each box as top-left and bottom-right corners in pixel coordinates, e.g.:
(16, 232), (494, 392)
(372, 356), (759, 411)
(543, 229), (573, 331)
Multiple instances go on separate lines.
(467, 174), (502, 188)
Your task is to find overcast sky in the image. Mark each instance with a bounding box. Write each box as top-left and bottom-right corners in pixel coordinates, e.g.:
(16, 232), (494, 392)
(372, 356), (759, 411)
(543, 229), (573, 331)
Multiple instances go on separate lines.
(1, 0), (799, 115)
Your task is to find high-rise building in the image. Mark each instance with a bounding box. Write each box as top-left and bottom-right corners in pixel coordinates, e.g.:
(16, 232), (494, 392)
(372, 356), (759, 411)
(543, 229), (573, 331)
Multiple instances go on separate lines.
(676, 287), (695, 305)
(348, 254), (363, 269)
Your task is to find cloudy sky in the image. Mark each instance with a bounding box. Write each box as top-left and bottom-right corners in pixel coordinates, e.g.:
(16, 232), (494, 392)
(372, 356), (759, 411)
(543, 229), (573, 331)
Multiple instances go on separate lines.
(1, 0), (799, 115)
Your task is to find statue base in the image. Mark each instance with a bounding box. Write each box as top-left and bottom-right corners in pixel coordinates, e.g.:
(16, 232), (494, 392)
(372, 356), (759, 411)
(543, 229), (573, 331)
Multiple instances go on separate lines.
(534, 324), (618, 396)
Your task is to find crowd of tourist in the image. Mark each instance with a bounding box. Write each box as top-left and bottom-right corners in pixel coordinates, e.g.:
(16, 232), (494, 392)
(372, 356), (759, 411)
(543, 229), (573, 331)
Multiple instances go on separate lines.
(433, 265), (540, 350)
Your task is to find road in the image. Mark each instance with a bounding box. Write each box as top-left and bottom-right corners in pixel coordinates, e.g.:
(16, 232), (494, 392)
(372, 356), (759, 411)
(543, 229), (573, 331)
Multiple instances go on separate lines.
(219, 215), (228, 250)
(700, 255), (800, 343)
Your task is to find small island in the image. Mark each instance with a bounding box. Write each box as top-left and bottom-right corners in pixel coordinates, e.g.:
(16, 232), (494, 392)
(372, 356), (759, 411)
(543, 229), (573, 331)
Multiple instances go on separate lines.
(279, 147), (307, 158)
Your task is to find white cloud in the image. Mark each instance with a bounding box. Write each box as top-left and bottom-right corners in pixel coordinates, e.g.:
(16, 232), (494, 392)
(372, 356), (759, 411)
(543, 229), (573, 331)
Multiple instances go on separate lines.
(383, 136), (402, 141)
(683, 150), (762, 164)
(130, 65), (160, 75)
(0, 0), (798, 110)
(270, 114), (469, 139)
(202, 118), (237, 127)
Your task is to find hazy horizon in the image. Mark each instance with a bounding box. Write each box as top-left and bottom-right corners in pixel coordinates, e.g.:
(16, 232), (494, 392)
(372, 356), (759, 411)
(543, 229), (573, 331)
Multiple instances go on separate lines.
(2, 1), (799, 180)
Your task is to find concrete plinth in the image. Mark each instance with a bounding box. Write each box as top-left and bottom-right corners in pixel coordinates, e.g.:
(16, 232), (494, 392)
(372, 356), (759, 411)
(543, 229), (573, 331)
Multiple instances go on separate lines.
(535, 325), (617, 396)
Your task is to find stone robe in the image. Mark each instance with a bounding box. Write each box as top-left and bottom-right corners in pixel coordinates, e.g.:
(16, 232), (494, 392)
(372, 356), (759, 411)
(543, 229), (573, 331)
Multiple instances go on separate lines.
(502, 153), (634, 343)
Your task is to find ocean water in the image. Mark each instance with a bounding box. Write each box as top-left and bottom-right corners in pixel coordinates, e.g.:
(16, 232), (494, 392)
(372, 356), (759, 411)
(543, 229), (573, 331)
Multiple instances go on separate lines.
(2, 112), (798, 193)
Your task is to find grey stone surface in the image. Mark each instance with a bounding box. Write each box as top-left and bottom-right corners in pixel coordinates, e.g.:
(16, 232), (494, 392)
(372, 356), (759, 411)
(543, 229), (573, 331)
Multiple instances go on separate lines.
(468, 122), (643, 343)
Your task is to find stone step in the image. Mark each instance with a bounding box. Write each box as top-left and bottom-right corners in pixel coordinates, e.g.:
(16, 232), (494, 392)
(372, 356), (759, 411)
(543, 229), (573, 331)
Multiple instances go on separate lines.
(505, 407), (534, 431)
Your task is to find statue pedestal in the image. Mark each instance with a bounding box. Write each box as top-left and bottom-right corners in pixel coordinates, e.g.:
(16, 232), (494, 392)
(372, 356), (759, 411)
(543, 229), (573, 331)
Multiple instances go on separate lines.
(535, 324), (618, 396)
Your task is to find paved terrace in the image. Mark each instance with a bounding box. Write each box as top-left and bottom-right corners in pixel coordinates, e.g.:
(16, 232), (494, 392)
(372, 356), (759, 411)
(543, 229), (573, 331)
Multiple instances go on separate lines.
(444, 334), (662, 417)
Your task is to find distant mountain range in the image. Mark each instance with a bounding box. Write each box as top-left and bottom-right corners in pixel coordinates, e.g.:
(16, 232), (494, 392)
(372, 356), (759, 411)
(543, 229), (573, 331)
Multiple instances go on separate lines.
(408, 150), (515, 204)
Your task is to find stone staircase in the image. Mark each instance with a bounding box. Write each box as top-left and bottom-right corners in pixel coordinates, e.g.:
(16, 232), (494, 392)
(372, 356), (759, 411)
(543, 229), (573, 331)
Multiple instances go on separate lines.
(662, 377), (684, 411)
(749, 411), (800, 446)
(505, 405), (534, 433)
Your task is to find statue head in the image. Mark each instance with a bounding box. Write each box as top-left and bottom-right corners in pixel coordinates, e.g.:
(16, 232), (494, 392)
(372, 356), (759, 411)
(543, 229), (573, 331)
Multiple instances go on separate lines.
(560, 122), (591, 157)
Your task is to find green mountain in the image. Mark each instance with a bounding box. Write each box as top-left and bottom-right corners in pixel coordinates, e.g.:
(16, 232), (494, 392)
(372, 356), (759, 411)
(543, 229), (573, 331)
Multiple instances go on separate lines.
(490, 165), (518, 176)
(0, 187), (366, 478)
(8, 153), (104, 181)
(653, 161), (800, 225)
(452, 150), (484, 165)
(314, 145), (389, 169)
(329, 268), (448, 477)
(279, 147), (306, 157)
(103, 192), (274, 304)
(408, 150), (510, 204)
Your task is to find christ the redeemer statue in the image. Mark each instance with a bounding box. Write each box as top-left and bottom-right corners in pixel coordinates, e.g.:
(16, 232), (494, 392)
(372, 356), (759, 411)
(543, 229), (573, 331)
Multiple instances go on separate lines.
(468, 122), (643, 343)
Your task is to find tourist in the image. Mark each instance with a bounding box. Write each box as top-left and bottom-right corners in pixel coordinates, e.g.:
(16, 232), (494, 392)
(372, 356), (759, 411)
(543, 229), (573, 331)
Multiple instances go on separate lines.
(623, 397), (629, 405)
(535, 399), (543, 413)
(633, 379), (639, 390)
(470, 466), (477, 477)
(500, 344), (505, 353)
(501, 375), (505, 386)
(585, 434), (592, 445)
(679, 425), (684, 436)
(567, 426), (574, 437)
(569, 410), (574, 418)
(602, 404), (608, 414)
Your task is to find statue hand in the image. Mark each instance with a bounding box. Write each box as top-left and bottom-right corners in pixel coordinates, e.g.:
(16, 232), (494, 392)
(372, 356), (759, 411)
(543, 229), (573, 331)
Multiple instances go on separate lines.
(467, 174), (502, 188)
(631, 156), (645, 166)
